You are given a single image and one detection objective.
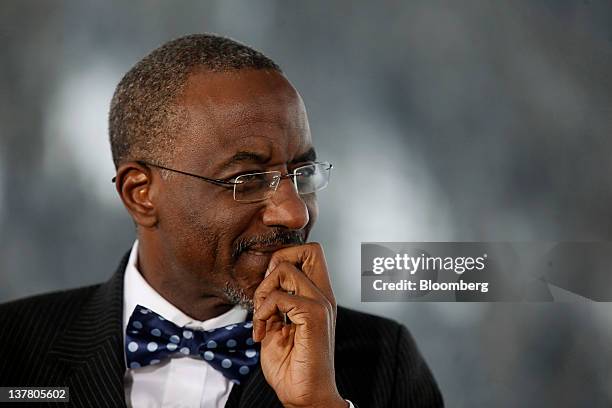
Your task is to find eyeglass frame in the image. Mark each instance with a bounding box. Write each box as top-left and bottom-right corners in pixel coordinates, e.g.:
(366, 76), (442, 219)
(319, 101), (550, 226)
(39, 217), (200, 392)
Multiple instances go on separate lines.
(112, 160), (333, 203)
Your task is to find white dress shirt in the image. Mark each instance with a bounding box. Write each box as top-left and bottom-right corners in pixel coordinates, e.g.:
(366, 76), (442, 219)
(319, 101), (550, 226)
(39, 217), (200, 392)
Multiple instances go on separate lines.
(122, 240), (354, 408)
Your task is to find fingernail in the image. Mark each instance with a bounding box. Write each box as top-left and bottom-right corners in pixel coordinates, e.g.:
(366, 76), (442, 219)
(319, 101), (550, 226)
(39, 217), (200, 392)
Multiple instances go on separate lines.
(264, 263), (274, 278)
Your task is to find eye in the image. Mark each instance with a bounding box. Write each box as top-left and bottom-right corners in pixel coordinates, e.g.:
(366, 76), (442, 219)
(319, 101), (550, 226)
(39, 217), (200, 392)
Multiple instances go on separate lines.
(292, 162), (318, 176)
(291, 162), (316, 173)
(235, 173), (262, 183)
(227, 170), (265, 182)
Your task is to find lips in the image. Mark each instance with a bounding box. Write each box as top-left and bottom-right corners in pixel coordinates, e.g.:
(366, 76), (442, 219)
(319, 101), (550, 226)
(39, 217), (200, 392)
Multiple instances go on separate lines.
(234, 250), (275, 285)
(237, 244), (295, 278)
(232, 229), (306, 261)
(245, 243), (295, 255)
(246, 250), (268, 256)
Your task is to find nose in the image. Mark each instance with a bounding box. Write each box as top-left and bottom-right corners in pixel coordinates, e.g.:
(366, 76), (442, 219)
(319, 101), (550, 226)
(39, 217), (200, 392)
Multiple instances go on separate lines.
(261, 177), (309, 230)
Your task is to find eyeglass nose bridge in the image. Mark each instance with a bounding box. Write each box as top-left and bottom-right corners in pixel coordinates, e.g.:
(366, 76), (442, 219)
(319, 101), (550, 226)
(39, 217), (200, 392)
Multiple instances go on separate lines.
(269, 172), (299, 191)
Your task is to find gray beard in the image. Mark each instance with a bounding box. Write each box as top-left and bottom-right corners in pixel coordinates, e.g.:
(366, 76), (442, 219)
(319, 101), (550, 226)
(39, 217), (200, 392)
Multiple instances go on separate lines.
(222, 281), (255, 312)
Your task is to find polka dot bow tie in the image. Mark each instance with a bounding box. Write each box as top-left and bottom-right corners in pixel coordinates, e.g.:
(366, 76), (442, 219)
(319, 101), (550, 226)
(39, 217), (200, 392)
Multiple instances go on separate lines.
(125, 304), (260, 384)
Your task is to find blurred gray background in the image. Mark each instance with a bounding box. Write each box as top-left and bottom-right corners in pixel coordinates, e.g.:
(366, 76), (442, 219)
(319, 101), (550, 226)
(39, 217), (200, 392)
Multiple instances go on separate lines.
(1, 1), (612, 406)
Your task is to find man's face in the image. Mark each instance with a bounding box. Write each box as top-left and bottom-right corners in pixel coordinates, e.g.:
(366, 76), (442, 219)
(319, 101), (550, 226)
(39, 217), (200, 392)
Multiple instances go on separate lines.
(151, 69), (318, 311)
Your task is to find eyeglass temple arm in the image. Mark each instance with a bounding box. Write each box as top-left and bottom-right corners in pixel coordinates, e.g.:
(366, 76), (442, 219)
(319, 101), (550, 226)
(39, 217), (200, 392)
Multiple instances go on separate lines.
(111, 161), (237, 186)
(111, 161), (333, 184)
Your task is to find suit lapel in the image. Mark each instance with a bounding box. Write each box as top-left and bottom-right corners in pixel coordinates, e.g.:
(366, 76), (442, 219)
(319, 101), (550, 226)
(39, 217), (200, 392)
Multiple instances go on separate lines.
(47, 252), (130, 408)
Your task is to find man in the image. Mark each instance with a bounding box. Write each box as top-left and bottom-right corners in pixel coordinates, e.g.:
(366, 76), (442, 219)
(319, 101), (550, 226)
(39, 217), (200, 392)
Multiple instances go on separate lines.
(0, 34), (443, 407)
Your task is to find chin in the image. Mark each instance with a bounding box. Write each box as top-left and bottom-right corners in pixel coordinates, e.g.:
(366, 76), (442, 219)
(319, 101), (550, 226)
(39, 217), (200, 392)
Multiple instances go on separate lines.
(222, 280), (256, 312)
(224, 250), (275, 311)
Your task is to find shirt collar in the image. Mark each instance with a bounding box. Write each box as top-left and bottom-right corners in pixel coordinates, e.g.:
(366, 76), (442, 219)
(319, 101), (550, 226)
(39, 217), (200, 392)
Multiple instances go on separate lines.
(122, 240), (248, 333)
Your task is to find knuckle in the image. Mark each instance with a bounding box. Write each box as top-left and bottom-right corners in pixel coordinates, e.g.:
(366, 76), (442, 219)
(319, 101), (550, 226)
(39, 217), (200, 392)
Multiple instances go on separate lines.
(257, 296), (274, 315)
(322, 298), (334, 314)
(330, 301), (337, 316)
(279, 261), (301, 278)
(274, 262), (293, 282)
(269, 250), (282, 263)
(253, 293), (265, 308)
(328, 295), (337, 310)
(253, 285), (267, 300)
(305, 242), (326, 267)
(306, 242), (323, 254)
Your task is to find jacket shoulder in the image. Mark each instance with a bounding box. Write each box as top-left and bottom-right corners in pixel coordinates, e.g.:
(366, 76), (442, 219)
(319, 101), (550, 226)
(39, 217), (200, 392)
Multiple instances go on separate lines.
(0, 285), (101, 346)
(0, 284), (107, 385)
(335, 306), (444, 407)
(336, 305), (404, 351)
(0, 284), (100, 312)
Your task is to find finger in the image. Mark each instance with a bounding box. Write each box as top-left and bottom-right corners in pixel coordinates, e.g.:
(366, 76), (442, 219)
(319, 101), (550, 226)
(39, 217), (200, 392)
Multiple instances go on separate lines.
(253, 314), (284, 344)
(265, 243), (335, 306)
(253, 290), (332, 342)
(266, 313), (283, 334)
(254, 261), (326, 311)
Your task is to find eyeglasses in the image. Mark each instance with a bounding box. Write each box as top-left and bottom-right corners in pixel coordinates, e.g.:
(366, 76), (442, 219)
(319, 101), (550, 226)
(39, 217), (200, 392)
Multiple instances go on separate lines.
(113, 160), (333, 203)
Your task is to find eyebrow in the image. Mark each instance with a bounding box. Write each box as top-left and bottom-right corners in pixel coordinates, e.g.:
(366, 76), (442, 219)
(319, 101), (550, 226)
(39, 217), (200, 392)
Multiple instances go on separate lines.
(218, 147), (317, 173)
(219, 151), (271, 172)
(292, 147), (317, 164)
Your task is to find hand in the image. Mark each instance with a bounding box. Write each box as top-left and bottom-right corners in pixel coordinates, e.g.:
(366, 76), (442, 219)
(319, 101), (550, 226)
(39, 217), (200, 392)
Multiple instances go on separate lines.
(253, 243), (346, 408)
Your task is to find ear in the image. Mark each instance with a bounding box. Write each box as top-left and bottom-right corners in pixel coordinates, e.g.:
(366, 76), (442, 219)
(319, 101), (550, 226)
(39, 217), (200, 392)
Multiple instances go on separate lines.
(114, 161), (159, 228)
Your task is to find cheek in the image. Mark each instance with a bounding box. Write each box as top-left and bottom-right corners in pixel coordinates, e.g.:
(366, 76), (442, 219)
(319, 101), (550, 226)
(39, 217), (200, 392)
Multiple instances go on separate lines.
(181, 199), (259, 264)
(156, 186), (224, 269)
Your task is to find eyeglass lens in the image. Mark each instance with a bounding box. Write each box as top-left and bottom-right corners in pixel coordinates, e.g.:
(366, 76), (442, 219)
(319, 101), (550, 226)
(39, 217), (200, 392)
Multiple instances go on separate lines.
(233, 162), (331, 202)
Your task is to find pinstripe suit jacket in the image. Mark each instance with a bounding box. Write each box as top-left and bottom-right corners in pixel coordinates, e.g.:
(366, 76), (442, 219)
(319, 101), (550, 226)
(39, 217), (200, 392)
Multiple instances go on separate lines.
(0, 252), (443, 407)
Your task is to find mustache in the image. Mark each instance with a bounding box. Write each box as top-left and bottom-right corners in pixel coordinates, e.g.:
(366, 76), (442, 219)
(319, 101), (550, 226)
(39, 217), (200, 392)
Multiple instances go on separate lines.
(232, 229), (306, 260)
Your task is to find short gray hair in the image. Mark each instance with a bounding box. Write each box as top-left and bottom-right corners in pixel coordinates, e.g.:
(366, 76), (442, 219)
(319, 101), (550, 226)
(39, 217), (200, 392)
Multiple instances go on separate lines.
(108, 33), (281, 168)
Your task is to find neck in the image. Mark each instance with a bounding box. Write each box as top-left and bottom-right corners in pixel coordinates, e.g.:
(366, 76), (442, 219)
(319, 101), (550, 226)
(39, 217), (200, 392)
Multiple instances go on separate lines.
(136, 234), (234, 322)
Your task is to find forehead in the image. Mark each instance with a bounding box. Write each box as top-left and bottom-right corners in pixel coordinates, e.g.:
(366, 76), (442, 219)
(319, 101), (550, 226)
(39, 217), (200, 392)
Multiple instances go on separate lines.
(173, 69), (312, 170)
